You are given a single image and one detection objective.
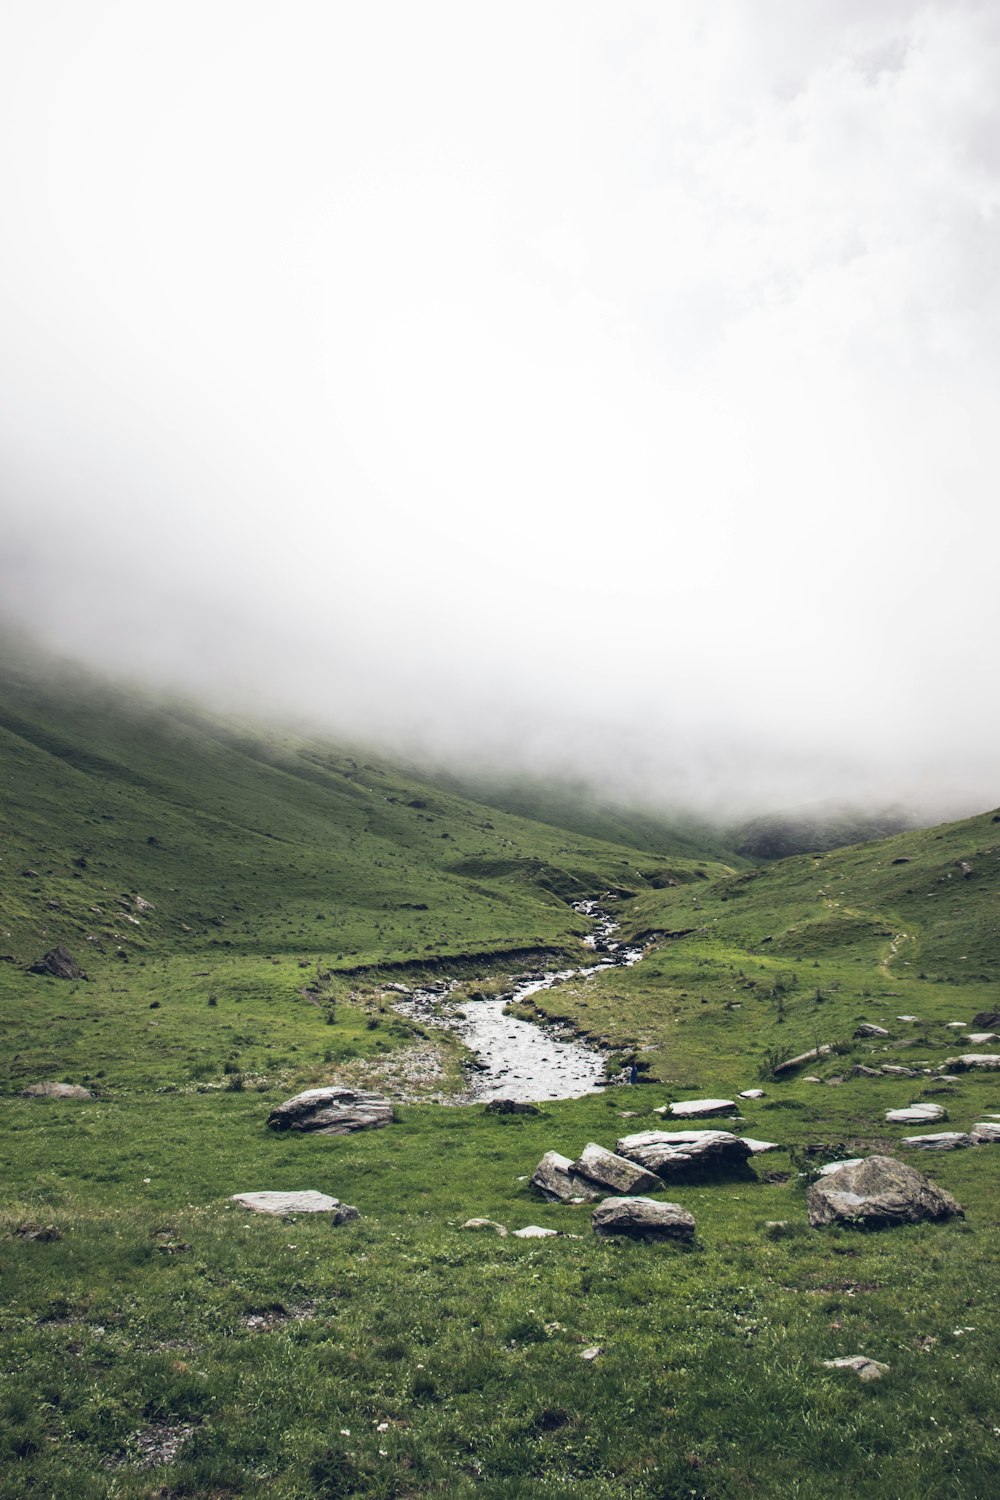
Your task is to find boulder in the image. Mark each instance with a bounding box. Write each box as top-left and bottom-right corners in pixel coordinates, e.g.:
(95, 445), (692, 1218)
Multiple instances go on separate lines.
(571, 1142), (662, 1195)
(461, 1218), (508, 1235)
(971, 1009), (1000, 1030)
(806, 1155), (963, 1229)
(232, 1191), (358, 1221)
(660, 1098), (736, 1119)
(266, 1087), (392, 1135)
(853, 1023), (890, 1039)
(944, 1054), (1000, 1071)
(885, 1104), (946, 1124)
(485, 1099), (540, 1115)
(739, 1088), (765, 1099)
(616, 1129), (752, 1177)
(962, 1033), (999, 1045)
(901, 1133), (972, 1151)
(971, 1123), (1000, 1144)
(531, 1151), (601, 1203)
(27, 945), (84, 980)
(591, 1196), (695, 1243)
(20, 1081), (93, 1100)
(880, 1065), (918, 1077)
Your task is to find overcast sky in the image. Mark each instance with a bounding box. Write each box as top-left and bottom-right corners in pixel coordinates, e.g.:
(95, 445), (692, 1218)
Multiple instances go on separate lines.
(1, 1), (998, 817)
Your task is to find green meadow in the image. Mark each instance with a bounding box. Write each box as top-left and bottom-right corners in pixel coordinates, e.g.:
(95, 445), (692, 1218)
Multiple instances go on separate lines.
(2, 657), (1000, 1497)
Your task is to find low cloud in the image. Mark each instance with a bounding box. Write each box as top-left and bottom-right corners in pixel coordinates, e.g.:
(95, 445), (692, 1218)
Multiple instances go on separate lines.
(1, 2), (998, 820)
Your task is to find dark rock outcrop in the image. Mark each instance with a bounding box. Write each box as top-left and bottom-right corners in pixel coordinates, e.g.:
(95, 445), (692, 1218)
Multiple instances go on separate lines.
(28, 945), (84, 980)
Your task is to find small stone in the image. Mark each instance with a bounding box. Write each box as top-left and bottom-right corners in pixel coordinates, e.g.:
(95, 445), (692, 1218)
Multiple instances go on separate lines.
(896, 1015), (920, 1022)
(741, 1137), (780, 1154)
(513, 1225), (559, 1238)
(485, 1099), (540, 1115)
(962, 1033), (999, 1045)
(853, 1024), (890, 1039)
(579, 1346), (603, 1361)
(823, 1355), (889, 1382)
(460, 1218), (508, 1235)
(739, 1089), (765, 1099)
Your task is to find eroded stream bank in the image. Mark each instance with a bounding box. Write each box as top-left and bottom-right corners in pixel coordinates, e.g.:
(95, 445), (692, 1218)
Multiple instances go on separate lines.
(390, 899), (647, 1103)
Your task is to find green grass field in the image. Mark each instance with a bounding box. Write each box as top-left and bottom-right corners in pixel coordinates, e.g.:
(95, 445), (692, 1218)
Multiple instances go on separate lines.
(2, 653), (999, 1497)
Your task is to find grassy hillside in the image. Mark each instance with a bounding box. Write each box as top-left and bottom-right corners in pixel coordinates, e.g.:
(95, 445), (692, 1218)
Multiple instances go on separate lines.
(2, 652), (1000, 1498)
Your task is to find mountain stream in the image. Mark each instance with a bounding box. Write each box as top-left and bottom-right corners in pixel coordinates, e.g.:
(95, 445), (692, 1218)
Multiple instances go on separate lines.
(390, 900), (647, 1103)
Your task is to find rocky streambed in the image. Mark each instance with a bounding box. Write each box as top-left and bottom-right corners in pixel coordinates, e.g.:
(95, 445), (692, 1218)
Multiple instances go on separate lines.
(390, 900), (647, 1104)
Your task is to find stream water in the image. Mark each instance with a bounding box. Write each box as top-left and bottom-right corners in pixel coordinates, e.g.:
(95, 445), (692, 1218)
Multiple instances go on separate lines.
(390, 900), (647, 1103)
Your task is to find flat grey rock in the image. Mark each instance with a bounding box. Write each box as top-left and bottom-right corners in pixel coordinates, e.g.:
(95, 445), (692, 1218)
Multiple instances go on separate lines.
(617, 1129), (752, 1176)
(741, 1137), (780, 1154)
(901, 1132), (972, 1151)
(807, 1155), (963, 1229)
(739, 1089), (765, 1099)
(592, 1196), (695, 1243)
(823, 1355), (889, 1381)
(232, 1191), (359, 1220)
(971, 1122), (1000, 1144)
(21, 1081), (93, 1099)
(460, 1218), (508, 1235)
(531, 1151), (602, 1203)
(571, 1142), (662, 1195)
(946, 1054), (1000, 1070)
(853, 1024), (890, 1038)
(880, 1065), (918, 1077)
(963, 1032), (999, 1044)
(661, 1098), (736, 1119)
(885, 1103), (946, 1124)
(772, 1044), (832, 1075)
(267, 1087), (392, 1135)
(513, 1225), (559, 1238)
